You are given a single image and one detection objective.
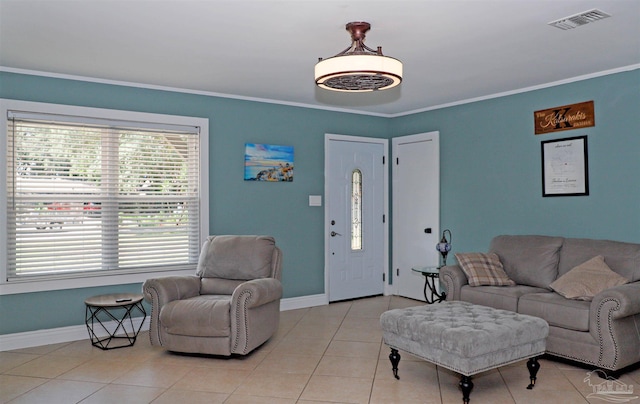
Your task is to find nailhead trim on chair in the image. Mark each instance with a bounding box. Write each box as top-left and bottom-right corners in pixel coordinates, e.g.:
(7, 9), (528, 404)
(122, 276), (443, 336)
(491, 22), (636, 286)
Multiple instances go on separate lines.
(233, 289), (252, 354)
(143, 286), (163, 346)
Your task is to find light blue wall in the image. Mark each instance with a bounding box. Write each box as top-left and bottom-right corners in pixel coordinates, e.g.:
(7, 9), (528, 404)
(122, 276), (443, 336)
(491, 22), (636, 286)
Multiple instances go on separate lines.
(0, 72), (391, 334)
(1, 69), (638, 336)
(393, 69), (640, 252)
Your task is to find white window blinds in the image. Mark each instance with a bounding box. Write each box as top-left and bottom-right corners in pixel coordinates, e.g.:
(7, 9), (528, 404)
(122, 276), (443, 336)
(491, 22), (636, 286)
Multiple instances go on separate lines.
(6, 111), (201, 281)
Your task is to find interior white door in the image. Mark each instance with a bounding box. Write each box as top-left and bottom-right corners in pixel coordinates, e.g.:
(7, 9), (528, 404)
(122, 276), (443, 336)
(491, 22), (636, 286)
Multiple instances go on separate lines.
(392, 132), (440, 301)
(326, 136), (386, 302)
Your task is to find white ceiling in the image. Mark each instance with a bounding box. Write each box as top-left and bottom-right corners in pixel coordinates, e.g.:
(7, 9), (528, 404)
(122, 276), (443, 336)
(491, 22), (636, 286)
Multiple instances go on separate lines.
(1, 0), (639, 116)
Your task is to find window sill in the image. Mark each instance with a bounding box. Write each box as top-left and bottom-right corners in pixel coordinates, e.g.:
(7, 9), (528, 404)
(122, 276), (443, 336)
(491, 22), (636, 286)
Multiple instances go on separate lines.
(0, 269), (196, 296)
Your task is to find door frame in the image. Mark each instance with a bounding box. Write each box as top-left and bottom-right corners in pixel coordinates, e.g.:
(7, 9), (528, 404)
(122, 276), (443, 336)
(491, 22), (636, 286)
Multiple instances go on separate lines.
(324, 134), (390, 302)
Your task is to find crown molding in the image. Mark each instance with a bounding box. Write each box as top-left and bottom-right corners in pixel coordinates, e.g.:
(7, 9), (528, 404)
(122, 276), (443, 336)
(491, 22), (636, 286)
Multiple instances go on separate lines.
(2, 64), (638, 119)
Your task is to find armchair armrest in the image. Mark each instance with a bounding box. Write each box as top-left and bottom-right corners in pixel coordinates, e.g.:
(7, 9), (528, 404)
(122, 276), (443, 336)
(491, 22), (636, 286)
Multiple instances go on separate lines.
(142, 275), (201, 307)
(230, 278), (283, 355)
(440, 265), (468, 301)
(142, 275), (201, 347)
(232, 278), (283, 309)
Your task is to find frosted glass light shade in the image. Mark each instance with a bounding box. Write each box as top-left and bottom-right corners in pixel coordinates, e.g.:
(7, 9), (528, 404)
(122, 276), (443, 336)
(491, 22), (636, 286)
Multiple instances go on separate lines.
(315, 54), (403, 92)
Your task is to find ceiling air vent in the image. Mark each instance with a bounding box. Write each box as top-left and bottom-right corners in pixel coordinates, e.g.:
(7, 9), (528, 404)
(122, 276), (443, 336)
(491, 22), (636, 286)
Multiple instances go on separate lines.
(548, 9), (611, 30)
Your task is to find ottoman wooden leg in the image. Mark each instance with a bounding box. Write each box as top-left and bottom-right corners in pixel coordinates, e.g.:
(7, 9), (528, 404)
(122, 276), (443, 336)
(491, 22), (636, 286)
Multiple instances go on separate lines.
(389, 348), (401, 379)
(459, 375), (473, 403)
(526, 357), (541, 389)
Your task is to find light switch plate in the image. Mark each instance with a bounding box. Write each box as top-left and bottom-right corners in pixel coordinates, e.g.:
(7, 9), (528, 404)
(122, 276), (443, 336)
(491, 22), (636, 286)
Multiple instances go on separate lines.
(309, 195), (322, 206)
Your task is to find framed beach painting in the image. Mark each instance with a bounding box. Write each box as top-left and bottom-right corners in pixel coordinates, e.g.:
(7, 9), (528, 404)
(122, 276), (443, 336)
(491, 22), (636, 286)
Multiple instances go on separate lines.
(244, 143), (294, 182)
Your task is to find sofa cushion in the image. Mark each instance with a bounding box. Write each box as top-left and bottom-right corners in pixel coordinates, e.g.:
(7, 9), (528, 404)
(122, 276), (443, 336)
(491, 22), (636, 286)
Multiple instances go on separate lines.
(489, 235), (564, 289)
(455, 252), (515, 286)
(460, 284), (550, 312)
(558, 238), (640, 282)
(196, 235), (275, 280)
(160, 295), (231, 337)
(550, 255), (629, 301)
(519, 292), (591, 332)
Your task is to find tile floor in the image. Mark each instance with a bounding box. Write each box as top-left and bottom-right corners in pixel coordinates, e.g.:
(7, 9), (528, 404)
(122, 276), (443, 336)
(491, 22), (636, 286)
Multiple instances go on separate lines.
(2, 295), (639, 403)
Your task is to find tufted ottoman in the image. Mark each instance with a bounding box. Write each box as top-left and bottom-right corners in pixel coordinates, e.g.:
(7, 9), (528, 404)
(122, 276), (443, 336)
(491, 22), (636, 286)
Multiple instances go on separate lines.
(380, 301), (548, 403)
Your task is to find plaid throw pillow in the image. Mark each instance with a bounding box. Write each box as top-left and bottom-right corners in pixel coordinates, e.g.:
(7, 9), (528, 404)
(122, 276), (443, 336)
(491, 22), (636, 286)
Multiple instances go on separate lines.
(455, 252), (516, 287)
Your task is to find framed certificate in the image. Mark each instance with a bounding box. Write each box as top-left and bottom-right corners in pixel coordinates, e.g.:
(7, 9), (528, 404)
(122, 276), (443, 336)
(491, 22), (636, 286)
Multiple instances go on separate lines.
(541, 136), (589, 197)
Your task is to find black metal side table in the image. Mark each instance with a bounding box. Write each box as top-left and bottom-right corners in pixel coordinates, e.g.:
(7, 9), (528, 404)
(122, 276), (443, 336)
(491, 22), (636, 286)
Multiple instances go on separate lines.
(84, 293), (146, 350)
(411, 266), (446, 304)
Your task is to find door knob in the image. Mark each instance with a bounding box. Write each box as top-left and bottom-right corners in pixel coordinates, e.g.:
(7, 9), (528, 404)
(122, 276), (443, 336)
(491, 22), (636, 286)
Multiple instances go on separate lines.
(331, 231), (342, 237)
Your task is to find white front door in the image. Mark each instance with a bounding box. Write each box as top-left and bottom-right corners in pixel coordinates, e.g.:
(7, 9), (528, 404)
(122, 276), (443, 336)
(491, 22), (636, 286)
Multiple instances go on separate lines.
(392, 132), (440, 301)
(325, 135), (387, 302)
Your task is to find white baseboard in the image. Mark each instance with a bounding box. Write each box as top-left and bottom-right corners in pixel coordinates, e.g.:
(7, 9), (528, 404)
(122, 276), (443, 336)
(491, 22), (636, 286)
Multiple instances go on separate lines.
(0, 294), (328, 351)
(0, 316), (150, 352)
(280, 293), (328, 311)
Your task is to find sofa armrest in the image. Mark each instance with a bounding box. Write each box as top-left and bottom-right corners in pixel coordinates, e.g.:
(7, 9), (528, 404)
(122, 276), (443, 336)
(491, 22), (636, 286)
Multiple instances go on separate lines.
(591, 281), (640, 320)
(589, 281), (640, 369)
(440, 265), (468, 301)
(142, 275), (201, 347)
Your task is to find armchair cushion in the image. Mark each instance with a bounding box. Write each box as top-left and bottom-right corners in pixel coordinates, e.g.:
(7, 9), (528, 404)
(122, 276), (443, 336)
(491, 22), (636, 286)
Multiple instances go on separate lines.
(196, 235), (275, 280)
(201, 278), (245, 295)
(160, 295), (231, 337)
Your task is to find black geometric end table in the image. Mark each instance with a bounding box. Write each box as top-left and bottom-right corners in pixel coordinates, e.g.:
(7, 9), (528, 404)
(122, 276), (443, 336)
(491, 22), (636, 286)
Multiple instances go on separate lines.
(84, 293), (146, 350)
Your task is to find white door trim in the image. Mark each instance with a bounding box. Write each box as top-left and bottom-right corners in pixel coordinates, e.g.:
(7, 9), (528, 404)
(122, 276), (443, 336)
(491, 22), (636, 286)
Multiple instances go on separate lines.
(324, 134), (389, 301)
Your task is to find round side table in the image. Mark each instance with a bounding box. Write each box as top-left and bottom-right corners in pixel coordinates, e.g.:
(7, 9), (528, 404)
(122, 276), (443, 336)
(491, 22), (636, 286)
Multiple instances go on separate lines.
(84, 293), (146, 350)
(411, 266), (447, 304)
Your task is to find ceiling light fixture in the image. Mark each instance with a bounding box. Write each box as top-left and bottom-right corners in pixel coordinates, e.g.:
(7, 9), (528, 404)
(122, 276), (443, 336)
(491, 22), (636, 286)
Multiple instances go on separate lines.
(315, 22), (403, 92)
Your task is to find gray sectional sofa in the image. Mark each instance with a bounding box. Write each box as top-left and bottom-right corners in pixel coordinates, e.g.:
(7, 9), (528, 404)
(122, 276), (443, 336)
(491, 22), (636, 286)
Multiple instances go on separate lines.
(440, 235), (640, 373)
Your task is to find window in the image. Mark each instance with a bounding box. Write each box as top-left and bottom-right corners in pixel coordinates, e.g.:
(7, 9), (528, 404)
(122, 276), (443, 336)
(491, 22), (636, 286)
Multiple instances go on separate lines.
(1, 100), (209, 293)
(351, 169), (362, 250)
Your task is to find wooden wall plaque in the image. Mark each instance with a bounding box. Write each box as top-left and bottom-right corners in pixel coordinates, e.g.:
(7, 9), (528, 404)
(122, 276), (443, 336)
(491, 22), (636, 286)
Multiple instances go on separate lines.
(534, 101), (595, 135)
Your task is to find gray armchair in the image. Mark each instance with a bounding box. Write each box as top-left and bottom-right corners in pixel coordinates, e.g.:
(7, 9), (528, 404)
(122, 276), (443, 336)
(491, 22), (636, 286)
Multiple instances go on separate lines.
(142, 235), (282, 356)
